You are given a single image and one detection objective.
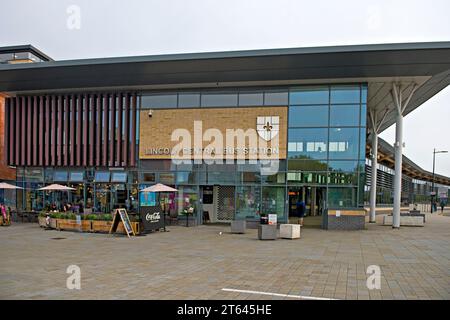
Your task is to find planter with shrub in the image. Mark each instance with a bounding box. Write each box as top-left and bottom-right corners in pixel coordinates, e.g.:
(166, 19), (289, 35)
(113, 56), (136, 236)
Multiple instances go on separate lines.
(37, 212), (141, 235)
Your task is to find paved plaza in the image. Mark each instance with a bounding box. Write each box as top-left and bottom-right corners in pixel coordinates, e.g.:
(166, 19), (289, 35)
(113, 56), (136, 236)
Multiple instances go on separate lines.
(1, 213), (449, 300)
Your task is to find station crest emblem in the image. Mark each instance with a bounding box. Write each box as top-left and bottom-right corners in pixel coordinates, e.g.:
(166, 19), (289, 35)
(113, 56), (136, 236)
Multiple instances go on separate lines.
(257, 116), (279, 141)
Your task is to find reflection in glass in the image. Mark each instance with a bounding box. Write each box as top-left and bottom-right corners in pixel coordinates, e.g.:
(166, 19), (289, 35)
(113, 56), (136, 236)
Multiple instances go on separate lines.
(328, 128), (359, 160)
(201, 93), (238, 107)
(262, 187), (286, 220)
(287, 160), (328, 171)
(289, 87), (329, 105)
(178, 93), (200, 108)
(141, 94), (177, 109)
(236, 186), (261, 220)
(330, 105), (360, 127)
(330, 86), (360, 104)
(264, 91), (289, 105)
(238, 92), (264, 106)
(289, 105), (329, 127)
(288, 128), (328, 160)
(328, 187), (357, 207)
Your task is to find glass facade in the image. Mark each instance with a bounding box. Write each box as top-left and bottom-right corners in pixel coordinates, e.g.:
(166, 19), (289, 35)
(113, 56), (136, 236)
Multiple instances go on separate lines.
(15, 84), (368, 225)
(288, 84), (367, 212)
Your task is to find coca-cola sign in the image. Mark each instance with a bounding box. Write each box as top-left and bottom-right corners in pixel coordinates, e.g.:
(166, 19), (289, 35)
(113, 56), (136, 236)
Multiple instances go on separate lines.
(145, 212), (161, 222)
(140, 205), (165, 232)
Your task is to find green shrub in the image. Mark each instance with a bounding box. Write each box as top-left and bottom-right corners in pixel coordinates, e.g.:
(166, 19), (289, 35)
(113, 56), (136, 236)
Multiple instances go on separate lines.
(101, 214), (112, 221)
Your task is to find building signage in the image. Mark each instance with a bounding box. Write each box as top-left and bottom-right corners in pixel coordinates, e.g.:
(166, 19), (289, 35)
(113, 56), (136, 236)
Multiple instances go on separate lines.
(139, 107), (287, 160)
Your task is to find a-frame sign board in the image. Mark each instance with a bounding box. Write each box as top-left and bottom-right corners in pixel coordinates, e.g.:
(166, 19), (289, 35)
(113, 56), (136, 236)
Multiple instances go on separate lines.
(109, 209), (135, 238)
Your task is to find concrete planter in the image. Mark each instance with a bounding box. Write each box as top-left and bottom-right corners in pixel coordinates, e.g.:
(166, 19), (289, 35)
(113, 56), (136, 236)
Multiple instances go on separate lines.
(383, 215), (424, 227)
(231, 220), (246, 234)
(258, 224), (277, 240)
(280, 224), (301, 239)
(38, 216), (47, 228)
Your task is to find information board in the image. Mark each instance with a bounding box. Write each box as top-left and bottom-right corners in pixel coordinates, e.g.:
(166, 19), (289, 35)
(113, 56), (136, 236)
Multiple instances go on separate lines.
(109, 209), (135, 238)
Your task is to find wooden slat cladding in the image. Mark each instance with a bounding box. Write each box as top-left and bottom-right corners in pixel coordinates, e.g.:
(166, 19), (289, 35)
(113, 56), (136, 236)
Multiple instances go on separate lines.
(5, 93), (138, 168)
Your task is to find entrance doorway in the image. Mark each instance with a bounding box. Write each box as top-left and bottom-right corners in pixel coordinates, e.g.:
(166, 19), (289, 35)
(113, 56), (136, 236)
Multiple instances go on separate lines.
(201, 186), (235, 223)
(288, 186), (326, 227)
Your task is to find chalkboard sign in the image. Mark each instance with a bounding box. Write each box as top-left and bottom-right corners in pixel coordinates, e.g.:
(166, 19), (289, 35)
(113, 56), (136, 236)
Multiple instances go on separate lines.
(140, 205), (165, 232)
(109, 209), (135, 238)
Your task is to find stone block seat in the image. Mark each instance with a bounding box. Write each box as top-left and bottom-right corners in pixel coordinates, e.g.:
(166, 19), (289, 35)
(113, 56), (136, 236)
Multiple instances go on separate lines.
(280, 224), (301, 239)
(258, 224), (277, 240)
(383, 215), (424, 227)
(231, 220), (246, 234)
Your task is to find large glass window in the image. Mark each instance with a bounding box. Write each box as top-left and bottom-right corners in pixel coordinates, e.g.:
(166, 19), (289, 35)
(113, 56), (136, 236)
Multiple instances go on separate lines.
(361, 104), (367, 127)
(238, 92), (264, 106)
(262, 187), (285, 220)
(95, 171), (110, 182)
(141, 94), (177, 109)
(236, 186), (261, 220)
(111, 172), (127, 183)
(69, 171), (84, 182)
(54, 171), (68, 182)
(264, 91), (288, 105)
(201, 92), (238, 107)
(288, 128), (328, 160)
(289, 105), (329, 127)
(290, 87), (329, 105)
(328, 187), (357, 208)
(178, 93), (200, 108)
(330, 86), (360, 104)
(360, 128), (367, 160)
(328, 128), (360, 160)
(330, 105), (360, 127)
(175, 186), (198, 217)
(288, 160), (328, 171)
(176, 171), (197, 184)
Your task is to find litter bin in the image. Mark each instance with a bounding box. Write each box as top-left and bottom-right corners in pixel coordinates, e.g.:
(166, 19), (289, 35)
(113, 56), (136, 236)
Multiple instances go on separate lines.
(260, 214), (268, 225)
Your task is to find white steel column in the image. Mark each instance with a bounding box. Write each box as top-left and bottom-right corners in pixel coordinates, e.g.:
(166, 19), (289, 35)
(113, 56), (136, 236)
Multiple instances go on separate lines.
(369, 130), (378, 223)
(369, 109), (389, 223)
(391, 83), (418, 229)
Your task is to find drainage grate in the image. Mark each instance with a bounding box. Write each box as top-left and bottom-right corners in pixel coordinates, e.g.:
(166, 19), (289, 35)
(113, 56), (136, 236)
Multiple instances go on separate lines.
(50, 237), (67, 240)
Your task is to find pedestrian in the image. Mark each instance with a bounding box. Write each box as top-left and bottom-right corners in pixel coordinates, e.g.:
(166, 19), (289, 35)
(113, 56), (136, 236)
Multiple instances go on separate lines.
(296, 198), (306, 226)
(1, 204), (7, 224)
(440, 200), (446, 213)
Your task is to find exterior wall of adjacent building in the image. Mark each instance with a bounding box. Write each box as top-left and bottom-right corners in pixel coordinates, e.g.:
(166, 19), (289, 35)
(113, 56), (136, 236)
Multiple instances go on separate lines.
(0, 94), (17, 208)
(364, 159), (449, 205)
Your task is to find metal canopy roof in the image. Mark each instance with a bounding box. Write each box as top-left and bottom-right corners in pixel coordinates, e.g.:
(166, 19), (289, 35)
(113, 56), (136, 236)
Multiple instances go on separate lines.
(368, 137), (450, 186)
(1, 42), (450, 133)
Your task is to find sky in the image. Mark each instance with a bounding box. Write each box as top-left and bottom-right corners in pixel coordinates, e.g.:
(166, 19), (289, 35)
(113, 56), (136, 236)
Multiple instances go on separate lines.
(1, 0), (449, 176)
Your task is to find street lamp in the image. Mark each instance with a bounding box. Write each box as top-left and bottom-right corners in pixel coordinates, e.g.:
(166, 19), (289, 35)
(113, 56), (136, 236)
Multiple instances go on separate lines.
(431, 149), (448, 213)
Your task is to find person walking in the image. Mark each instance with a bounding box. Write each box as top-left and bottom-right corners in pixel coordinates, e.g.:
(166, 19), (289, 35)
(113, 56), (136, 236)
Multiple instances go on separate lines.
(440, 200), (446, 213)
(296, 198), (306, 226)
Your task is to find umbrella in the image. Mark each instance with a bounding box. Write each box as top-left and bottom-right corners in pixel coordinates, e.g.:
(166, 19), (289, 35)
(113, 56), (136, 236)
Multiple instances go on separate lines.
(0, 182), (23, 189)
(38, 184), (76, 191)
(38, 184), (75, 211)
(0, 182), (22, 206)
(140, 183), (178, 193)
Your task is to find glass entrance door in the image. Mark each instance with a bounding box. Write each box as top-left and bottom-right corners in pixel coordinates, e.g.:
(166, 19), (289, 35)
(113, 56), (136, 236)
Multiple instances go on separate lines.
(288, 186), (326, 227)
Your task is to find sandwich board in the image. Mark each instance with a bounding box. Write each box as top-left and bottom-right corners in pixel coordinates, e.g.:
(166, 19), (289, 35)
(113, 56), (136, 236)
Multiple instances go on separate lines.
(109, 208), (135, 238)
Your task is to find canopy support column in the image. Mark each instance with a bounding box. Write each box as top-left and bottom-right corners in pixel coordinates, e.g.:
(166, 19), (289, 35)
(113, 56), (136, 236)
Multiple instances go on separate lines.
(391, 83), (418, 229)
(368, 108), (389, 223)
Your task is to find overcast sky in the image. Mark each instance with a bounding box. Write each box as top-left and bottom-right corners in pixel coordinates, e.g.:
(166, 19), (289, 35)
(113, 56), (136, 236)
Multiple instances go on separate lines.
(1, 0), (449, 176)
